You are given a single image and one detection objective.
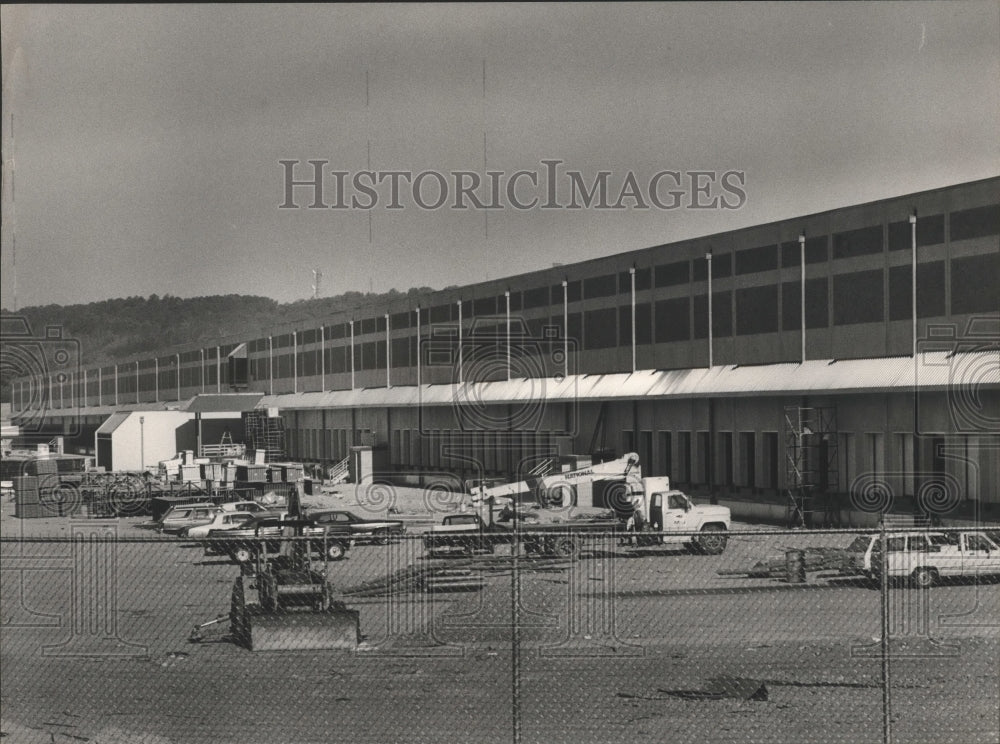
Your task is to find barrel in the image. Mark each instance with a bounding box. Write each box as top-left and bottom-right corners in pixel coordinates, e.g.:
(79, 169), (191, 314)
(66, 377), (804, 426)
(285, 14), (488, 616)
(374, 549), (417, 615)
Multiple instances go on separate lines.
(785, 549), (806, 583)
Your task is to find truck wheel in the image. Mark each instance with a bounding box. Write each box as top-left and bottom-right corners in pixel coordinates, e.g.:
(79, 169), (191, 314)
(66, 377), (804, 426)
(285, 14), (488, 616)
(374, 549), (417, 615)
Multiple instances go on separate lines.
(325, 542), (346, 561)
(912, 567), (937, 589)
(232, 547), (255, 564)
(552, 538), (579, 559)
(696, 525), (728, 555)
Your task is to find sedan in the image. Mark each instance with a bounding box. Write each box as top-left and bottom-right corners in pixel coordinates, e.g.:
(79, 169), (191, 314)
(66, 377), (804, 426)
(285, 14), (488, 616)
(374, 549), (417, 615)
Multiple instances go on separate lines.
(184, 511), (257, 540)
(307, 510), (405, 544)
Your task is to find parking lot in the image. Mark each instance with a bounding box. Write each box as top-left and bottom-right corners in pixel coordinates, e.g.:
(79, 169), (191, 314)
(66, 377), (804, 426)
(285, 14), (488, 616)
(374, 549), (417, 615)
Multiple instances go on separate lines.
(2, 492), (998, 744)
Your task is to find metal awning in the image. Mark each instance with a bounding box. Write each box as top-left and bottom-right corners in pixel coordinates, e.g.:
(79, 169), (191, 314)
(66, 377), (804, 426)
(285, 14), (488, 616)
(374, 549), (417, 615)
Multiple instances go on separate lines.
(260, 350), (998, 410)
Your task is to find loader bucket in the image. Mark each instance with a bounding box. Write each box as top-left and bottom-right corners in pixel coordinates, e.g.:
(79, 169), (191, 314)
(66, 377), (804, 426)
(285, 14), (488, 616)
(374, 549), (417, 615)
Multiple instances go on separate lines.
(229, 575), (360, 651)
(243, 606), (361, 651)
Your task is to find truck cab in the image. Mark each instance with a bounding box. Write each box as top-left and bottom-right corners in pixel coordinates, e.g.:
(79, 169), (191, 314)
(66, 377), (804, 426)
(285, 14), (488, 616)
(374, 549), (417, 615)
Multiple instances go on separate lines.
(634, 478), (731, 554)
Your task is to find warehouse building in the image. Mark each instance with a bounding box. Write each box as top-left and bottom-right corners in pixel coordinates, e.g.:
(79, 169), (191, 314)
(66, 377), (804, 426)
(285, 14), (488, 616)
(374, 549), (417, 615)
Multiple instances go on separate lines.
(10, 177), (1000, 524)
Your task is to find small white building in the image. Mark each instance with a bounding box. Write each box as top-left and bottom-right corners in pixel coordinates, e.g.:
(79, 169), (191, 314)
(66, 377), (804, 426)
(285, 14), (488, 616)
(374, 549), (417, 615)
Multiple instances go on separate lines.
(94, 394), (261, 472)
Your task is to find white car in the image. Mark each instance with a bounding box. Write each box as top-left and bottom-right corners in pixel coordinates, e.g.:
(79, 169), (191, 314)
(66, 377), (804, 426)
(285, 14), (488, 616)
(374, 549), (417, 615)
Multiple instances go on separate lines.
(873, 531), (1000, 587)
(159, 504), (220, 535)
(219, 501), (269, 514)
(184, 511), (257, 539)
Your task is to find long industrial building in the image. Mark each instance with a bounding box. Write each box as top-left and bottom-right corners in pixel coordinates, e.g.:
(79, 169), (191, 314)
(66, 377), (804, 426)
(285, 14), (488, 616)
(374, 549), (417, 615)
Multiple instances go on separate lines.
(10, 176), (1000, 525)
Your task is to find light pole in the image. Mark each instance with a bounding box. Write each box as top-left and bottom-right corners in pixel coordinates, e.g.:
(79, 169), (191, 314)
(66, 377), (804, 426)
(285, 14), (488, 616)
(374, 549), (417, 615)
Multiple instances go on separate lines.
(139, 416), (145, 471)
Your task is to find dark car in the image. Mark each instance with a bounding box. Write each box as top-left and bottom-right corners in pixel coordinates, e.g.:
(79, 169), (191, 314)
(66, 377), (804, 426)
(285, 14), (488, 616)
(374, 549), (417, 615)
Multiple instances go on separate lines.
(307, 510), (406, 544)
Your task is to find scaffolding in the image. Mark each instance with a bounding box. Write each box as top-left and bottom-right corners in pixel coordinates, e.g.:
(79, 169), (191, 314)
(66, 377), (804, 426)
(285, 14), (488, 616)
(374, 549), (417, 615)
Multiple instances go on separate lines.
(784, 405), (840, 527)
(243, 410), (286, 463)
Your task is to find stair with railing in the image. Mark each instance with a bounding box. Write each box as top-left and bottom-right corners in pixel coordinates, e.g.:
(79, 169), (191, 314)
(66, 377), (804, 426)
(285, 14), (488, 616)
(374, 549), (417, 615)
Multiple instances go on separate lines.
(327, 456), (351, 484)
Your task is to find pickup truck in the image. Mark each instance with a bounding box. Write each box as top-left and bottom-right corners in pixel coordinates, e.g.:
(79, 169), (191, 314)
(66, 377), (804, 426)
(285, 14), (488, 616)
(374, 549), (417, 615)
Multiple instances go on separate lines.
(423, 513), (506, 557)
(205, 515), (352, 563)
(425, 487), (731, 559)
(873, 530), (1000, 587)
(423, 511), (614, 559)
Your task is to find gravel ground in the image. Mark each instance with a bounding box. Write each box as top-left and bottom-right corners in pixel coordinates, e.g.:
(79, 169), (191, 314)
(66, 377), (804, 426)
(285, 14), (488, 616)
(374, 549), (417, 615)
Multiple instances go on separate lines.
(2, 492), (998, 744)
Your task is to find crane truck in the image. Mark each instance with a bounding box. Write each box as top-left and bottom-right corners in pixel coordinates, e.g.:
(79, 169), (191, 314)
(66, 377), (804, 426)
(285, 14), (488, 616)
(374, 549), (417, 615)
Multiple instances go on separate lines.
(424, 453), (731, 558)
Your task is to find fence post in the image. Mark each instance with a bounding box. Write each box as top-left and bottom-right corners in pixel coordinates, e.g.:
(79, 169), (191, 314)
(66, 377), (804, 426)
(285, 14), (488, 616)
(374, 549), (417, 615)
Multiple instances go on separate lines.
(511, 516), (521, 744)
(879, 520), (892, 744)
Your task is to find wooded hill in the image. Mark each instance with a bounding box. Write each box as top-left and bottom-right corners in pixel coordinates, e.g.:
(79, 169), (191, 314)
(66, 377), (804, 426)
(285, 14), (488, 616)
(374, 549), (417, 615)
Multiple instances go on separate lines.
(0, 288), (436, 402)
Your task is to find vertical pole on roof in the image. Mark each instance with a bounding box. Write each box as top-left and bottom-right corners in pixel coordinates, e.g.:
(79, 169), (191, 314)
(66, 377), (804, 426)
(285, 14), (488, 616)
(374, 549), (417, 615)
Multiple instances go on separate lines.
(320, 326), (326, 392)
(415, 307), (422, 390)
(706, 252), (714, 368)
(911, 212), (918, 357)
(457, 300), (464, 384)
(385, 313), (391, 389)
(799, 233), (806, 363)
(114, 364), (119, 407)
(629, 267), (637, 373)
(200, 348), (206, 393)
(911, 211), (921, 523)
(349, 321), (355, 390)
(136, 361), (140, 404)
(505, 291), (511, 381)
(216, 346), (221, 393)
(562, 280), (569, 379)
(176, 353), (181, 401)
(154, 359), (159, 402)
(293, 331), (298, 394)
(98, 368), (103, 407)
(268, 337), (274, 395)
(82, 370), (87, 409)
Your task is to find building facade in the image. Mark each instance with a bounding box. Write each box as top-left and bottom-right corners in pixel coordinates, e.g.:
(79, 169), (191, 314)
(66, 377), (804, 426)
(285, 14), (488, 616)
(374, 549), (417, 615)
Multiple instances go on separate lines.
(11, 177), (1000, 523)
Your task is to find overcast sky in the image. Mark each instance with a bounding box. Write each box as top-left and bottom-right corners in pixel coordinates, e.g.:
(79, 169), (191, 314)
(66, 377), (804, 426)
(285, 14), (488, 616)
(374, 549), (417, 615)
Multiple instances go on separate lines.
(2, 3), (998, 309)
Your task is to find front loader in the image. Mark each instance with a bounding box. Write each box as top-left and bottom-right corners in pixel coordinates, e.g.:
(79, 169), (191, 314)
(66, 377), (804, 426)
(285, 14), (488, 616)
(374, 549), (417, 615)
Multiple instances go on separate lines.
(195, 480), (360, 651)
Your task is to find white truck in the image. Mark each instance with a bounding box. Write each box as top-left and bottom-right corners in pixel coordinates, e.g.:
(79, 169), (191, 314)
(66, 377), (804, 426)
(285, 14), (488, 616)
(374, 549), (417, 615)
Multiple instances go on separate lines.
(434, 452), (731, 557)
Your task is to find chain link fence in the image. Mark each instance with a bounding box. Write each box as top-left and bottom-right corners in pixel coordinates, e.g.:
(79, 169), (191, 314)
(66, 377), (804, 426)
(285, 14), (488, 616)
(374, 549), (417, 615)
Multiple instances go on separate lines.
(2, 520), (998, 743)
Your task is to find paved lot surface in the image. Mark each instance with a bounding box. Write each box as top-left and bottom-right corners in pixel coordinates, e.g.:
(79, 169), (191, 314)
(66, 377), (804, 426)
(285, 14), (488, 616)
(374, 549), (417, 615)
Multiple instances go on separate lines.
(2, 490), (998, 743)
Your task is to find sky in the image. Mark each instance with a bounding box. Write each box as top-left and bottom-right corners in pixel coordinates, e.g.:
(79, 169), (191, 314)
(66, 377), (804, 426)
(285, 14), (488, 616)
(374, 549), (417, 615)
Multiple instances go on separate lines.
(1, 2), (998, 309)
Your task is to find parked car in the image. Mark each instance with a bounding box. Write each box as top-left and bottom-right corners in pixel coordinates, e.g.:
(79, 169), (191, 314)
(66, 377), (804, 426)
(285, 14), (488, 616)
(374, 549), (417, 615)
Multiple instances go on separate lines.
(841, 532), (959, 579)
(207, 514), (350, 563)
(159, 504), (220, 535)
(183, 511), (257, 541)
(306, 510), (405, 544)
(219, 501), (270, 514)
(871, 531), (1000, 587)
(840, 534), (878, 578)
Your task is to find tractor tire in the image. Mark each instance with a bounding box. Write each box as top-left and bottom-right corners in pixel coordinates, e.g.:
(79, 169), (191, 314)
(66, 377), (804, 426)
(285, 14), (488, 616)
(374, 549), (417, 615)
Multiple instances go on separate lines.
(696, 525), (728, 555)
